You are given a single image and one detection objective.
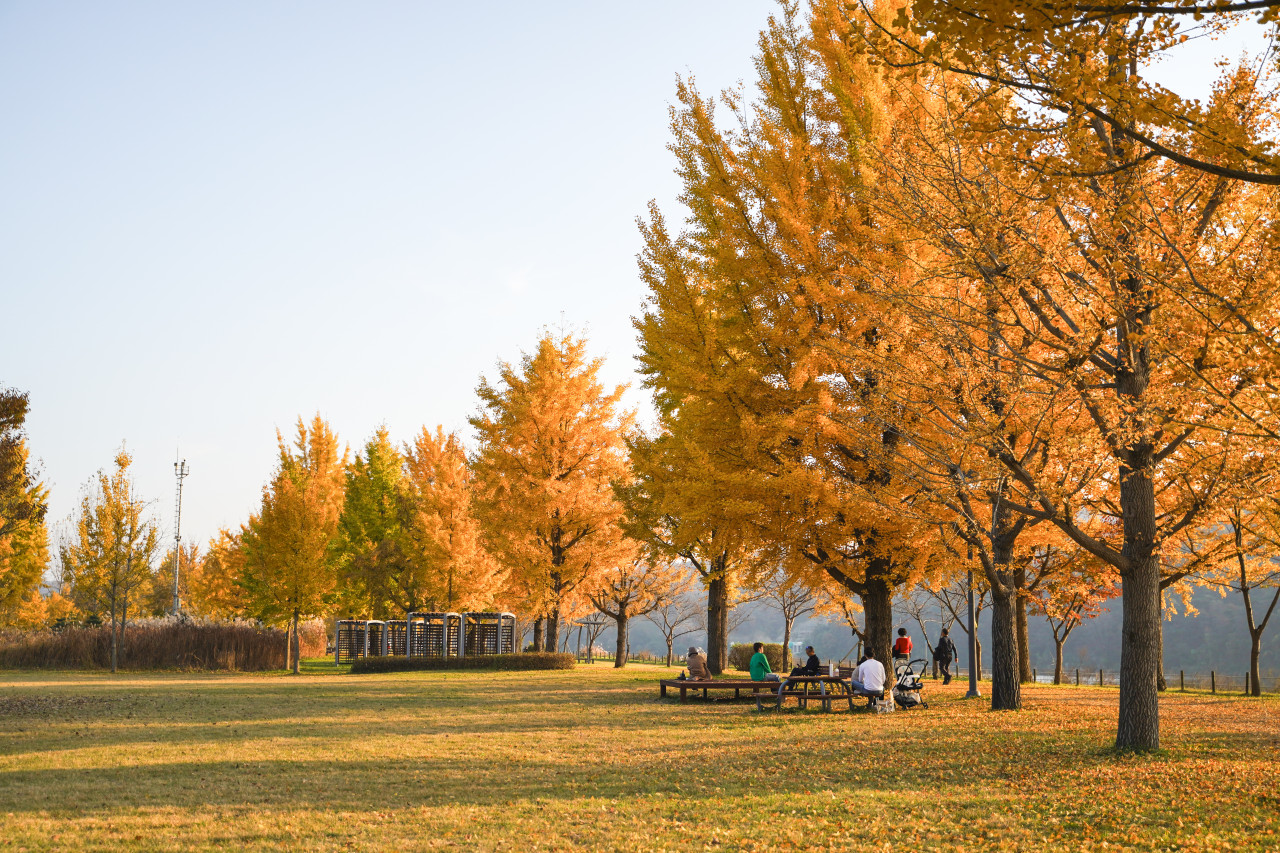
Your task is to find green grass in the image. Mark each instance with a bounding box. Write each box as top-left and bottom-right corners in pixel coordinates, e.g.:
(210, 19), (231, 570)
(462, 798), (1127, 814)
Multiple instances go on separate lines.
(1, 661), (1276, 851)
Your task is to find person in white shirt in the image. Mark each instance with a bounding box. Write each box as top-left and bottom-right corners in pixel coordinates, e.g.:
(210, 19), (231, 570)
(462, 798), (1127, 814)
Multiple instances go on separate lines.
(848, 653), (886, 697)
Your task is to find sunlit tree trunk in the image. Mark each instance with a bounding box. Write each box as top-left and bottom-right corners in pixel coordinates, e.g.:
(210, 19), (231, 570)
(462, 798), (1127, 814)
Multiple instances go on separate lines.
(1015, 566), (1032, 683)
(614, 613), (629, 669)
(706, 570), (729, 674)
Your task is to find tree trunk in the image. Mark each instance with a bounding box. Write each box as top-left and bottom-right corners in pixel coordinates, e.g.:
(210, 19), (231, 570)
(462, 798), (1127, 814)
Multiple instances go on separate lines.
(613, 613), (629, 669)
(290, 608), (301, 674)
(1155, 613), (1167, 692)
(1015, 566), (1032, 683)
(109, 581), (120, 673)
(1053, 638), (1065, 685)
(988, 586), (1021, 710)
(706, 571), (729, 675)
(665, 638), (674, 667)
(782, 617), (793, 671)
(975, 638), (982, 681)
(532, 617), (544, 652)
(860, 566), (893, 667)
(546, 605), (561, 654)
(1116, 550), (1161, 751)
(1247, 629), (1261, 697)
(110, 602), (119, 674)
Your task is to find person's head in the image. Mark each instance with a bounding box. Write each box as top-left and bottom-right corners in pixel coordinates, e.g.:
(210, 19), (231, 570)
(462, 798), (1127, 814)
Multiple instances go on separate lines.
(863, 652), (877, 663)
(940, 628), (949, 637)
(897, 627), (907, 637)
(753, 642), (764, 653)
(805, 646), (815, 656)
(687, 646), (701, 658)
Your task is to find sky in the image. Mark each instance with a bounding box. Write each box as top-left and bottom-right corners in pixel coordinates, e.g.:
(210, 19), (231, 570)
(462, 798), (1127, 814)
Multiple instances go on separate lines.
(0, 2), (1271, 563)
(0, 1), (778, 552)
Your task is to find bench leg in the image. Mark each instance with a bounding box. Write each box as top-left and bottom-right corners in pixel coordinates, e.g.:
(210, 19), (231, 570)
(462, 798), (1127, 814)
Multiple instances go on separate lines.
(661, 683), (667, 698)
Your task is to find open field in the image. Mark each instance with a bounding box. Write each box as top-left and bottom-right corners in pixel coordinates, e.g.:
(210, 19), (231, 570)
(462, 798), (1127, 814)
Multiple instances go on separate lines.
(1, 662), (1277, 852)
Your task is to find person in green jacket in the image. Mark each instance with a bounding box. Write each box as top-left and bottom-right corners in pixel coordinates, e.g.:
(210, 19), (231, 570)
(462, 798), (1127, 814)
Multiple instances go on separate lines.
(749, 642), (782, 683)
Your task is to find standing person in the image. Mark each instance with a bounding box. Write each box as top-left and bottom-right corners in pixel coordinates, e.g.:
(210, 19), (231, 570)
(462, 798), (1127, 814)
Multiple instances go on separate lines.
(686, 646), (712, 681)
(934, 628), (958, 685)
(893, 628), (913, 665)
(748, 642), (782, 683)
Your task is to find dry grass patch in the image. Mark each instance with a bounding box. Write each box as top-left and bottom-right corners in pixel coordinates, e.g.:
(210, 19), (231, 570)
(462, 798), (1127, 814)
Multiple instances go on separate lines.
(1, 663), (1276, 851)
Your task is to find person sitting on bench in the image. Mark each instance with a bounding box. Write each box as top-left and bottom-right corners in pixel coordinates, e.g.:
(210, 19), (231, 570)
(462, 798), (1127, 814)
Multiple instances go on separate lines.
(848, 652), (886, 700)
(686, 646), (712, 681)
(749, 642), (782, 683)
(893, 628), (913, 664)
(790, 645), (822, 677)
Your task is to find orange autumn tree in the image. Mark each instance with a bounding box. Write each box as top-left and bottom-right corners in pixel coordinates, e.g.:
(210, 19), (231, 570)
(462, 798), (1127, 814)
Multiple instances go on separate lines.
(870, 0), (1280, 184)
(60, 449), (162, 673)
(636, 3), (940, 667)
(471, 332), (635, 653)
(620, 426), (760, 674)
(1028, 545), (1121, 685)
(0, 388), (48, 625)
(189, 528), (251, 619)
(587, 553), (685, 668)
(852, 16), (1280, 747)
(239, 415), (347, 673)
(400, 426), (504, 612)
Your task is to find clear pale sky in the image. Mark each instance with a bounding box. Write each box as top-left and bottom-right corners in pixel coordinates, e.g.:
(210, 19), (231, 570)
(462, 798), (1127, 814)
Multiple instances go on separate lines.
(0, 2), (1266, 560)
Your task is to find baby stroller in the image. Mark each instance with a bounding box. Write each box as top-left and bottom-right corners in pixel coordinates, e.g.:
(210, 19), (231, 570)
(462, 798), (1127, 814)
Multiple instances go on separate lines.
(892, 658), (928, 709)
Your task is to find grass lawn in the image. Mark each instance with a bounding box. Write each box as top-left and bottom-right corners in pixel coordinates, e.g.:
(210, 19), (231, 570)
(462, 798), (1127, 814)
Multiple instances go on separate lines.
(1, 661), (1277, 852)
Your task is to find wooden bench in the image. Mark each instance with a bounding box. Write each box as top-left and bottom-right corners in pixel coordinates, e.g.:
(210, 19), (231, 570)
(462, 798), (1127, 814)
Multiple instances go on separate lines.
(658, 679), (780, 702)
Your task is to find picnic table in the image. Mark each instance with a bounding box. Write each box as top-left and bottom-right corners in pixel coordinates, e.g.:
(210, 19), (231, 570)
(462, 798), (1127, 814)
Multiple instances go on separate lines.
(755, 675), (858, 712)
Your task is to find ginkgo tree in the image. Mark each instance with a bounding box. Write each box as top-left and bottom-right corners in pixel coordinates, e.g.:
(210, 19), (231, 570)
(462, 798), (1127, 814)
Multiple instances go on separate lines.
(471, 332), (635, 653)
(60, 448), (161, 672)
(239, 416), (347, 674)
(400, 425), (504, 612)
(867, 0), (1280, 184)
(635, 4), (946, 669)
(335, 427), (409, 618)
(0, 388), (48, 624)
(587, 554), (686, 668)
(620, 427), (760, 674)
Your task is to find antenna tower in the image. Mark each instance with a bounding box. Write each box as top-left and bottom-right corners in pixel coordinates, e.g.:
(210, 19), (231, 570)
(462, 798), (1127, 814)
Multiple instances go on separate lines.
(173, 456), (190, 614)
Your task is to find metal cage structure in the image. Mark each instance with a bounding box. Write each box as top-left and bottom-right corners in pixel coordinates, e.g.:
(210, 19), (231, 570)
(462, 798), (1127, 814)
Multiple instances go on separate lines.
(461, 612), (516, 657)
(365, 620), (387, 656)
(406, 612), (462, 657)
(335, 620), (369, 664)
(385, 620), (407, 656)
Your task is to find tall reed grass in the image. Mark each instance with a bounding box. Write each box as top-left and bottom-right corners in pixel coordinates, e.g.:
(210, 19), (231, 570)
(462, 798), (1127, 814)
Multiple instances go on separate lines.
(0, 616), (327, 671)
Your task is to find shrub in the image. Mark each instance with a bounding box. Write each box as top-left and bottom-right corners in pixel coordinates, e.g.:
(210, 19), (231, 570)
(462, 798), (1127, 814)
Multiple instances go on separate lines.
(350, 652), (574, 674)
(728, 643), (784, 673)
(0, 616), (327, 671)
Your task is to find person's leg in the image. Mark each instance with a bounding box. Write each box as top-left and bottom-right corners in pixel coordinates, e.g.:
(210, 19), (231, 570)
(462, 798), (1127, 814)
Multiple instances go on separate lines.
(764, 673), (782, 683)
(941, 660), (951, 684)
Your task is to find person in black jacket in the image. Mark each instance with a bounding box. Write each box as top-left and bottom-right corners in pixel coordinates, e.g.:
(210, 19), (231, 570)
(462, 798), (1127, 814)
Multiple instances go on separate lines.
(934, 628), (958, 684)
(789, 645), (822, 676)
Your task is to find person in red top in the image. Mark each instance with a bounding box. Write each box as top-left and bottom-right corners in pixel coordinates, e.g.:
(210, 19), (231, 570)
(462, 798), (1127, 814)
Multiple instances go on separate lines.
(892, 627), (913, 663)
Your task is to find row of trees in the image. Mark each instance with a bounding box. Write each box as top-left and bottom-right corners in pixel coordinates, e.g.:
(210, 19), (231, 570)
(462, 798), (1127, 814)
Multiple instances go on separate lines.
(6, 6), (1280, 754)
(631, 0), (1280, 751)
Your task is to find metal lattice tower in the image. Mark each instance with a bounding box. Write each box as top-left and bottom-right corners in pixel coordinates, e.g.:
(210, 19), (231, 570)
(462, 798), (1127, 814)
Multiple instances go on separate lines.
(173, 456), (189, 615)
